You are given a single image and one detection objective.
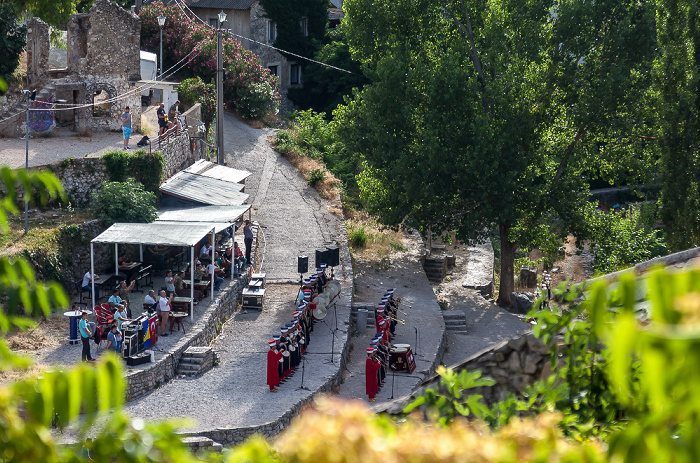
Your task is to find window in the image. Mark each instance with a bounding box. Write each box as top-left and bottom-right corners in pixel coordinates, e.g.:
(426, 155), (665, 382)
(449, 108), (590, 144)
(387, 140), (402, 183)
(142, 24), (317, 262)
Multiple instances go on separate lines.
(268, 65), (278, 76)
(208, 17), (218, 27)
(300, 17), (308, 36)
(290, 63), (301, 85)
(268, 20), (276, 43)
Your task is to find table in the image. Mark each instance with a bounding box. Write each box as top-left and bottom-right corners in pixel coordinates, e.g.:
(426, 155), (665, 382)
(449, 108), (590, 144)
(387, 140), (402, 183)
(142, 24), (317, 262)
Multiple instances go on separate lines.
(169, 311), (188, 334)
(63, 309), (92, 345)
(171, 296), (193, 312)
(119, 262), (141, 282)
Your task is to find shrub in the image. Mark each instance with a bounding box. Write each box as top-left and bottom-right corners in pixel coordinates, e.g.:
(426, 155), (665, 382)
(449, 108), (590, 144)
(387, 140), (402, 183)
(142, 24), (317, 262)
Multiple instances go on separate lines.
(101, 150), (164, 194)
(586, 204), (668, 274)
(234, 80), (279, 120)
(177, 77), (216, 129)
(348, 223), (368, 248)
(0, 5), (26, 81)
(92, 178), (158, 225)
(307, 167), (326, 186)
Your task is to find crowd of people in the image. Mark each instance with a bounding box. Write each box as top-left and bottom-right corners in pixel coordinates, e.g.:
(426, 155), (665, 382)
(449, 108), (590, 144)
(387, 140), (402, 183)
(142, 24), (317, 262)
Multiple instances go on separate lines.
(366, 289), (402, 402)
(266, 265), (336, 392)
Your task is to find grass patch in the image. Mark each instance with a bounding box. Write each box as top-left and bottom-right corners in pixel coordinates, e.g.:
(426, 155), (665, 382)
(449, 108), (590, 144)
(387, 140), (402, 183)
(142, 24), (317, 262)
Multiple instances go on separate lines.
(346, 214), (406, 262)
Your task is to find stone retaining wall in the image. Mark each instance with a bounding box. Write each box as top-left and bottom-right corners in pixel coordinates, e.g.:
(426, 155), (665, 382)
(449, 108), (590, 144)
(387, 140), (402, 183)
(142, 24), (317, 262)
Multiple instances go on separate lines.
(378, 331), (558, 415)
(48, 158), (109, 208)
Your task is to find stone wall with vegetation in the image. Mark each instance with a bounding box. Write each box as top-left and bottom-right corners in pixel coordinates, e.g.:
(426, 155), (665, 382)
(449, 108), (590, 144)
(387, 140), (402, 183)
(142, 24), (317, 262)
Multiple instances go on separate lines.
(48, 158), (109, 208)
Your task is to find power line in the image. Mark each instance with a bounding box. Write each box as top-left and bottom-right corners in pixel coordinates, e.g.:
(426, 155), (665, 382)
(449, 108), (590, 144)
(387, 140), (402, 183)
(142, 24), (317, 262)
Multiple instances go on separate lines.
(174, 0), (361, 76)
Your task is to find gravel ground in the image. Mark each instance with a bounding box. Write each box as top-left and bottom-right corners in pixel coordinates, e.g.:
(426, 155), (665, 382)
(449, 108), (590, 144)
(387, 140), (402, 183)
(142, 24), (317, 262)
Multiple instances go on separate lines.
(0, 131), (123, 169)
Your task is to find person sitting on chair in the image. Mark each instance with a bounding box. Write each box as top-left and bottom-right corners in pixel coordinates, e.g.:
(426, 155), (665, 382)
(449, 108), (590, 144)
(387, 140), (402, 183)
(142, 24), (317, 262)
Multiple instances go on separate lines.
(108, 288), (122, 310)
(106, 323), (122, 355)
(82, 270), (100, 301)
(144, 290), (157, 311)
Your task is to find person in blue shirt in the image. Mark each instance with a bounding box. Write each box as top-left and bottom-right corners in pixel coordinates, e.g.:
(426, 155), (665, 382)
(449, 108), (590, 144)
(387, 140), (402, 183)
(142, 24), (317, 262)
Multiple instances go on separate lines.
(79, 311), (95, 362)
(108, 288), (122, 309)
(106, 323), (122, 355)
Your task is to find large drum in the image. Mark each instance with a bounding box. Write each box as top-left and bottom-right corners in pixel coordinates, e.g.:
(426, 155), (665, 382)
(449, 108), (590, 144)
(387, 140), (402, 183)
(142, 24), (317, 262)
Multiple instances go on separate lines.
(389, 345), (416, 373)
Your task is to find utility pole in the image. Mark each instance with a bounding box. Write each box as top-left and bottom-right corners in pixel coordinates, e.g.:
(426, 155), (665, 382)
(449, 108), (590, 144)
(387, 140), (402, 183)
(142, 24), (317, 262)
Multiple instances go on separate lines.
(216, 11), (226, 165)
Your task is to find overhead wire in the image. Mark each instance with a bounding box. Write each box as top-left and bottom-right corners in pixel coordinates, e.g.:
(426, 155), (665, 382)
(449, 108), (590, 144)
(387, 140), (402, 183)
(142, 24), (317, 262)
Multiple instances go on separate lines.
(174, 0), (360, 76)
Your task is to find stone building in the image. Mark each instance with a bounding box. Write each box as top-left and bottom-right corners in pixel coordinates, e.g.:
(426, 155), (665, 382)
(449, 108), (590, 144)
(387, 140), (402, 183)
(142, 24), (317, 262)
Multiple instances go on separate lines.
(189, 0), (302, 96)
(25, 0), (142, 135)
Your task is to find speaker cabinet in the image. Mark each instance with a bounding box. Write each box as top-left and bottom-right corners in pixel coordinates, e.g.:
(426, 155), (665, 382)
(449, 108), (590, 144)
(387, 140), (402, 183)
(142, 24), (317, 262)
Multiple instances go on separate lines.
(326, 246), (340, 266)
(315, 249), (330, 268)
(297, 255), (308, 274)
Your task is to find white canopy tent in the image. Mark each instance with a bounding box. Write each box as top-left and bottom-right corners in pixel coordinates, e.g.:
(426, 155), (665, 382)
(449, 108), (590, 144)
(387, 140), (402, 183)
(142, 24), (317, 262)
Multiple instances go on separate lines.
(91, 222), (219, 318)
(155, 204), (251, 279)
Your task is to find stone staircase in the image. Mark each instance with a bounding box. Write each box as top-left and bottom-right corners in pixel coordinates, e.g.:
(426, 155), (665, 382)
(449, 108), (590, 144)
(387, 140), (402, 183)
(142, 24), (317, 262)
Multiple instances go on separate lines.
(423, 257), (446, 283)
(181, 436), (223, 454)
(177, 346), (216, 377)
(442, 311), (467, 334)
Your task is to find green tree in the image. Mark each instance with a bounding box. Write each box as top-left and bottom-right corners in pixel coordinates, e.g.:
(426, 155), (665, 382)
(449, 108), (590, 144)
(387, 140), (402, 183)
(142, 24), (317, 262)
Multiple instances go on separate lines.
(92, 178), (158, 225)
(338, 0), (656, 305)
(287, 27), (370, 114)
(654, 0), (700, 251)
(0, 4), (26, 82)
(6, 0), (76, 28)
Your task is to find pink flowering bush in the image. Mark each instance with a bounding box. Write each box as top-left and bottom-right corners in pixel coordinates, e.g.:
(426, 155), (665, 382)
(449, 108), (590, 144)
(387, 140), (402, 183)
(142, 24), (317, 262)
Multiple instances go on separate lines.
(140, 2), (279, 119)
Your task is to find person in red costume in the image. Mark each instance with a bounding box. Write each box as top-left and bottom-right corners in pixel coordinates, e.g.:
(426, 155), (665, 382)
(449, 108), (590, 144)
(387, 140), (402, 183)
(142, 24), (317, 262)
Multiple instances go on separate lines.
(366, 347), (381, 402)
(267, 340), (283, 392)
(376, 306), (386, 333)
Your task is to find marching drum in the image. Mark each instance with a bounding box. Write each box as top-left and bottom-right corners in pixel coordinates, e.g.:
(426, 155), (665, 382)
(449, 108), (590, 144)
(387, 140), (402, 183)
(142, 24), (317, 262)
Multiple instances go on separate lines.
(389, 344), (416, 373)
(282, 350), (291, 357)
(289, 344), (297, 352)
(393, 344), (410, 350)
(313, 306), (327, 320)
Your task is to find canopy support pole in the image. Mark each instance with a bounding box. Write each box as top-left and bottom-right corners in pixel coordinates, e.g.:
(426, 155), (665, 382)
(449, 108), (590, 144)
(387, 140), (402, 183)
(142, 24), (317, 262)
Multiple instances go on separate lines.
(230, 226), (234, 278)
(139, 244), (143, 262)
(90, 242), (95, 308)
(115, 243), (119, 276)
(211, 229), (215, 301)
(190, 245), (194, 319)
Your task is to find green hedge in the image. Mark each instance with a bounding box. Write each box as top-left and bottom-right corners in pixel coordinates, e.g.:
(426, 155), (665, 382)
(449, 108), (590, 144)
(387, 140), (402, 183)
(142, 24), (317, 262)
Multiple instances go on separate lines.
(101, 150), (164, 194)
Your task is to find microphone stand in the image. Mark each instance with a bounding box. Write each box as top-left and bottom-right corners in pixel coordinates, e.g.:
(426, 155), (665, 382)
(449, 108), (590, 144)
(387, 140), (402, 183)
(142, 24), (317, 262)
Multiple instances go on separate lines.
(295, 353), (310, 391)
(414, 326), (418, 356)
(321, 319), (336, 364)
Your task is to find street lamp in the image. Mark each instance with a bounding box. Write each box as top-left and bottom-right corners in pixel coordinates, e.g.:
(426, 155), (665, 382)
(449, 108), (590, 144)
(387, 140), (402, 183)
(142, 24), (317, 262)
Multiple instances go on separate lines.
(21, 89), (36, 234)
(216, 10), (227, 165)
(157, 14), (166, 80)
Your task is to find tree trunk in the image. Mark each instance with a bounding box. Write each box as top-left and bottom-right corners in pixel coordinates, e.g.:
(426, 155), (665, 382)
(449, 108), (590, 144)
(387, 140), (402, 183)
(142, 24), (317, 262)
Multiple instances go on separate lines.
(496, 223), (518, 307)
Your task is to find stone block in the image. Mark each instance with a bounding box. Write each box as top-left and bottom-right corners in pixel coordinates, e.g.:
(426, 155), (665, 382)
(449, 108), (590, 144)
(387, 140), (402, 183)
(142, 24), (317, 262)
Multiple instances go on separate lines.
(526, 334), (550, 355)
(507, 335), (527, 351)
(523, 353), (541, 375)
(506, 351), (521, 372)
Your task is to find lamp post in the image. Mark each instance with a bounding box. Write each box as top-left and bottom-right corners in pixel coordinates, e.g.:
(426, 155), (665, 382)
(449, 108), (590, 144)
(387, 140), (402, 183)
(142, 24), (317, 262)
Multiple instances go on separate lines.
(21, 89), (36, 234)
(157, 14), (166, 80)
(216, 10), (226, 165)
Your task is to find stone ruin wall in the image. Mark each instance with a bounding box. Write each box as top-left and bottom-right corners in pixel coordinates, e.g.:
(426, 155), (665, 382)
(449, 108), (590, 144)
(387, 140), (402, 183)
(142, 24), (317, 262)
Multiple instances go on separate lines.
(21, 0), (142, 135)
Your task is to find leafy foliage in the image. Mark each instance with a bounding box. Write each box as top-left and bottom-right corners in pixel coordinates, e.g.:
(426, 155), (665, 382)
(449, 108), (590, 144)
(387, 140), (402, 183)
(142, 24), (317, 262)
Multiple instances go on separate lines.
(274, 110), (359, 199)
(101, 150), (164, 194)
(177, 77), (216, 129)
(235, 80), (278, 120)
(5, 0), (75, 29)
(306, 167), (326, 186)
(0, 5), (26, 82)
(654, 0), (700, 251)
(404, 366), (494, 425)
(91, 178), (158, 225)
(585, 204), (667, 274)
(287, 27), (370, 114)
(139, 2), (279, 119)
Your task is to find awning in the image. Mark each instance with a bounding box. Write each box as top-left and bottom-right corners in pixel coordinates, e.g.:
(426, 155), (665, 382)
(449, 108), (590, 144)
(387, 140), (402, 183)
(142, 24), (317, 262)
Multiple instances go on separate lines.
(92, 222), (216, 247)
(160, 171), (248, 206)
(184, 159), (252, 184)
(155, 220), (233, 234)
(156, 205), (250, 224)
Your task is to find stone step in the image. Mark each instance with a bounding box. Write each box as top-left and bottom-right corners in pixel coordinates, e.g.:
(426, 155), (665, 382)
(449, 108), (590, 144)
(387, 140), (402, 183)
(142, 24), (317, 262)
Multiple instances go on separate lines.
(179, 360), (204, 369)
(180, 355), (206, 363)
(449, 329), (469, 334)
(183, 346), (211, 358)
(442, 312), (466, 319)
(444, 319), (466, 326)
(182, 436), (214, 447)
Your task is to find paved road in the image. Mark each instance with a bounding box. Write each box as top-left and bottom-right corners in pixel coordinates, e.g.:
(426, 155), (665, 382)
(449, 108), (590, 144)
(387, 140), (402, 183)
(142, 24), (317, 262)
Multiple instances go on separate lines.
(225, 114), (338, 282)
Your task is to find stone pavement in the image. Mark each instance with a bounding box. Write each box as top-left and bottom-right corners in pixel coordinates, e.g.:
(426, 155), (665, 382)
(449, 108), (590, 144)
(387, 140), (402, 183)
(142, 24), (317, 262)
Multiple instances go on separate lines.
(335, 230), (446, 404)
(122, 113), (352, 442)
(224, 114), (339, 282)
